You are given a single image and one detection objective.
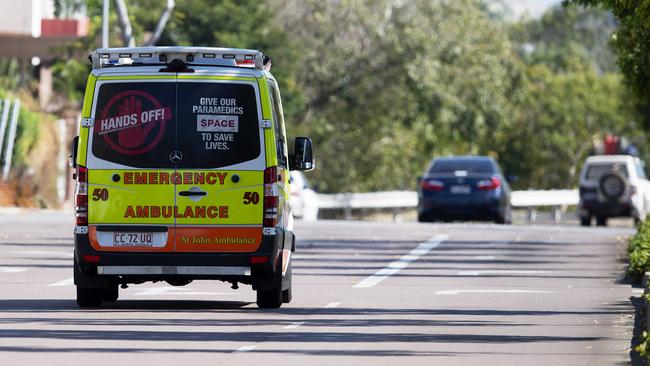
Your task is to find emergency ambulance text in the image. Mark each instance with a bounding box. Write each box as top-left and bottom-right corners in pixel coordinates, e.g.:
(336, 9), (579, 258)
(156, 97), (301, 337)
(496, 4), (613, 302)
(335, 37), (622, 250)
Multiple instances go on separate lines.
(124, 205), (229, 219)
(123, 171), (228, 185)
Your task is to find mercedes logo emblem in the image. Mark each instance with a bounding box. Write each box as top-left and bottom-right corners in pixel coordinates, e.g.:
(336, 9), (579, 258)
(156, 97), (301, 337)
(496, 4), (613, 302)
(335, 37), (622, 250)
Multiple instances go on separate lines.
(169, 150), (183, 164)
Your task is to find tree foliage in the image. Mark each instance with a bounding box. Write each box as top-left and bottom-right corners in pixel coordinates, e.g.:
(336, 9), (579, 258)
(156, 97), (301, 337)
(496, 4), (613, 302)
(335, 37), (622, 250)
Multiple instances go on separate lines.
(44, 0), (645, 193)
(568, 0), (650, 129)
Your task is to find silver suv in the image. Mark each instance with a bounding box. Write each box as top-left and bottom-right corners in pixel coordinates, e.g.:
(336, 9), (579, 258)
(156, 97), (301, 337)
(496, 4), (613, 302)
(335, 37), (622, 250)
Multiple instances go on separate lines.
(578, 155), (650, 226)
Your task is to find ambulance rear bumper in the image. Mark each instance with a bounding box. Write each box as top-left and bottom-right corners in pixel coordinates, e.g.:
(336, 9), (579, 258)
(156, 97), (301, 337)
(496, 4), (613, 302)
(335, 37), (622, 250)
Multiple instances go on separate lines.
(97, 265), (251, 276)
(73, 228), (294, 290)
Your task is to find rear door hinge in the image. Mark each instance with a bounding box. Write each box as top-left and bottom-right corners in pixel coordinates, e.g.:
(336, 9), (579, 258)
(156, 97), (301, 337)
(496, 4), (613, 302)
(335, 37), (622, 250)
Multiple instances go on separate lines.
(259, 119), (272, 128)
(81, 118), (94, 127)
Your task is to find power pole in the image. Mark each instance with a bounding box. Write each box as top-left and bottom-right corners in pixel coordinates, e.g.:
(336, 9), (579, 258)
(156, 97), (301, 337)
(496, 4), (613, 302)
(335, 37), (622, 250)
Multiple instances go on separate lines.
(102, 0), (109, 48)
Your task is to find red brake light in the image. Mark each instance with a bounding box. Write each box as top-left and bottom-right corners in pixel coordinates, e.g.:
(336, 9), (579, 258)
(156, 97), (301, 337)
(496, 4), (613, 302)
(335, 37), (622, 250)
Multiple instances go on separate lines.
(250, 256), (269, 264)
(263, 166), (280, 228)
(83, 254), (100, 264)
(75, 166), (88, 227)
(420, 179), (444, 191)
(477, 176), (501, 190)
(264, 166), (279, 184)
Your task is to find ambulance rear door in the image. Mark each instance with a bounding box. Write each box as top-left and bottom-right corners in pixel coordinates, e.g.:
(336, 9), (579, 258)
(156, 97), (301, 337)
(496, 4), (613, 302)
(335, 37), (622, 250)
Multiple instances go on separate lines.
(173, 77), (266, 252)
(86, 74), (178, 252)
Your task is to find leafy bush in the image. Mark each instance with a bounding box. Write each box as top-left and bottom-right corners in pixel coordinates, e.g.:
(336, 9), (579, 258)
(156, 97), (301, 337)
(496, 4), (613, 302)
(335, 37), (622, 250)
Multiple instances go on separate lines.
(627, 220), (650, 281)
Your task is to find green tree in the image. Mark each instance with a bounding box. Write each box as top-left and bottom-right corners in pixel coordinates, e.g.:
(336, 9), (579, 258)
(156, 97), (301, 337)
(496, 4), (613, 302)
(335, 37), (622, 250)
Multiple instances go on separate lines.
(270, 0), (520, 192)
(568, 0), (650, 129)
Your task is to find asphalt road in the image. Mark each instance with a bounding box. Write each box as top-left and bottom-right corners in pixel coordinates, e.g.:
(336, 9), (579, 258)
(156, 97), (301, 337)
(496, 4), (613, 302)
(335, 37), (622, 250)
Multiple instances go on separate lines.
(0, 210), (640, 365)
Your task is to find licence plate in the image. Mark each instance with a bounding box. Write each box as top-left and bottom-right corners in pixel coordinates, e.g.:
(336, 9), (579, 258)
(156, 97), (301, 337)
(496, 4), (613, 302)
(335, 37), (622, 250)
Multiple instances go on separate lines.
(582, 192), (597, 200)
(450, 185), (471, 194)
(113, 232), (154, 247)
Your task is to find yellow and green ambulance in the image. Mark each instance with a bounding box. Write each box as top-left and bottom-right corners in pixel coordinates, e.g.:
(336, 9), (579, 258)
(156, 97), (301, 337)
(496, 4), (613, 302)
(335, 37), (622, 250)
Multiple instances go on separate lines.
(71, 47), (314, 308)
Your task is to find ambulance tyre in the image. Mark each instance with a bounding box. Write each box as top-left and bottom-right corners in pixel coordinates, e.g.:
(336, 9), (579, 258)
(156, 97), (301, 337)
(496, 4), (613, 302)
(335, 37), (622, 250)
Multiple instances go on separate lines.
(76, 286), (103, 307)
(102, 286), (119, 302)
(257, 287), (282, 308)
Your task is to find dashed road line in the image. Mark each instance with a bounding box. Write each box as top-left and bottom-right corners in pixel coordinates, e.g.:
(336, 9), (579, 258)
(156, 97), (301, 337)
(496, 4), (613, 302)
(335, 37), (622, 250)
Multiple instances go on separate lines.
(473, 255), (496, 260)
(235, 345), (257, 353)
(435, 289), (555, 295)
(457, 270), (550, 276)
(283, 321), (305, 329)
(353, 234), (448, 288)
(0, 267), (28, 273)
(324, 302), (340, 308)
(48, 277), (74, 287)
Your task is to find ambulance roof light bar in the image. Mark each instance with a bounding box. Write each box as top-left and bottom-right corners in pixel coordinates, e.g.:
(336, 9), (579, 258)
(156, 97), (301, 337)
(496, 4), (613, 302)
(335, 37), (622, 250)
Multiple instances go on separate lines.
(90, 46), (269, 71)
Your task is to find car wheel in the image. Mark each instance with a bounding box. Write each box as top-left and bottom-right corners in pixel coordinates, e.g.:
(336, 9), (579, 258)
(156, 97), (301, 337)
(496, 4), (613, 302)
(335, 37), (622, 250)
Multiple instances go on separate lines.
(417, 212), (430, 223)
(102, 286), (119, 302)
(76, 286), (103, 307)
(580, 215), (591, 227)
(596, 216), (608, 227)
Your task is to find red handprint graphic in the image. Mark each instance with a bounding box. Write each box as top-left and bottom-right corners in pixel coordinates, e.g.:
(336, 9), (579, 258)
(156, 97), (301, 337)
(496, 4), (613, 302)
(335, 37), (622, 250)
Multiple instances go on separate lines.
(116, 96), (155, 148)
(99, 90), (169, 155)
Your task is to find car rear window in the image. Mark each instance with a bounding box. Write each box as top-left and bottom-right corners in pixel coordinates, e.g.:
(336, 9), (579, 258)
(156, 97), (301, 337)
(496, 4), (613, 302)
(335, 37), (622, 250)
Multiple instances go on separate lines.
(91, 81), (261, 169)
(585, 163), (628, 179)
(429, 159), (495, 174)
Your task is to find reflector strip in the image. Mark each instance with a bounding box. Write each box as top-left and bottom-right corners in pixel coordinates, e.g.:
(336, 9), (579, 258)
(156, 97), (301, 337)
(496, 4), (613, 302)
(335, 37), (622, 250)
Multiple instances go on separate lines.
(97, 266), (250, 276)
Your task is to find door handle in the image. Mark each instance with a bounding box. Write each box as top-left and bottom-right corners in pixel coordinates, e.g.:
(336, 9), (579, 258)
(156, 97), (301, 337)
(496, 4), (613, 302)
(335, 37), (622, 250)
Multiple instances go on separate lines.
(179, 191), (207, 197)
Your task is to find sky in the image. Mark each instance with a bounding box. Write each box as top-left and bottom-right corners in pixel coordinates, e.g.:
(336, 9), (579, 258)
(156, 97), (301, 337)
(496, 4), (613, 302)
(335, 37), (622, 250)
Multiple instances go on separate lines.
(503, 0), (563, 19)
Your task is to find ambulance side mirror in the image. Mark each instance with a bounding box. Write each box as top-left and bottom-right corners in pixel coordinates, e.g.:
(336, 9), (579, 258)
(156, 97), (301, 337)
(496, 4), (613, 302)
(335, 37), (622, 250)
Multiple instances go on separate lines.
(70, 136), (79, 168)
(291, 137), (314, 171)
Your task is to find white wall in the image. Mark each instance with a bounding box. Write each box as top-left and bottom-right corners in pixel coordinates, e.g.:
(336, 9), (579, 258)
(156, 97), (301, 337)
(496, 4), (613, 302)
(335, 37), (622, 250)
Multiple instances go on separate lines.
(0, 0), (54, 37)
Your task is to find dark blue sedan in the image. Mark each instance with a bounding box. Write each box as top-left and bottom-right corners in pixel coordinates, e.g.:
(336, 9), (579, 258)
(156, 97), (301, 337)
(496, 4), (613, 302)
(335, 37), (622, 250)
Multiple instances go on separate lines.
(417, 156), (512, 223)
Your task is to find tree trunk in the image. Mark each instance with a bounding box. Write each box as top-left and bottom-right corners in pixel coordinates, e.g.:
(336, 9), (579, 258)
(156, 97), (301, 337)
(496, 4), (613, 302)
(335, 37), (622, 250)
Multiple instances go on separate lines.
(114, 0), (135, 47)
(144, 0), (175, 46)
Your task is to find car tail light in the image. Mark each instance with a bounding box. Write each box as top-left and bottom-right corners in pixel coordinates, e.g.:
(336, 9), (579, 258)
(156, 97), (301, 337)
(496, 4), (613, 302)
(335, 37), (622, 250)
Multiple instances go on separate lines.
(477, 176), (501, 190)
(263, 166), (279, 228)
(420, 179), (444, 191)
(75, 166), (88, 227)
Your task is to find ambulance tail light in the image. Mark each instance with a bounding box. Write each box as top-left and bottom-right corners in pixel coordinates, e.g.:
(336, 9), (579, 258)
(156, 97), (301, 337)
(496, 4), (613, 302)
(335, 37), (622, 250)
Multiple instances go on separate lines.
(75, 166), (88, 227)
(264, 166), (279, 228)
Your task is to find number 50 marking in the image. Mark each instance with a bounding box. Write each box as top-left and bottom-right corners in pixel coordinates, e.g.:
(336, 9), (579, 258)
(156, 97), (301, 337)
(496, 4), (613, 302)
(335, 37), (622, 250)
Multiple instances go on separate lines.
(92, 188), (109, 201)
(243, 192), (260, 205)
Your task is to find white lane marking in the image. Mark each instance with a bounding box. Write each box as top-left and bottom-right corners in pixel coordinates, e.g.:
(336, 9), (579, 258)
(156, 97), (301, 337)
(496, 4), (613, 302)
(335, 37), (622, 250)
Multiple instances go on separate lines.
(235, 345), (257, 353)
(354, 234), (448, 288)
(15, 250), (73, 258)
(457, 270), (550, 276)
(283, 321), (305, 329)
(473, 255), (496, 260)
(435, 289), (555, 295)
(48, 277), (74, 287)
(324, 302), (340, 308)
(0, 267), (28, 273)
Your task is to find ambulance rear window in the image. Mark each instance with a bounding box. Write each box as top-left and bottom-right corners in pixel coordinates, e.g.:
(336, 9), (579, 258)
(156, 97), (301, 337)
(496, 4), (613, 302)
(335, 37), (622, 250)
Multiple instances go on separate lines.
(176, 82), (260, 169)
(91, 82), (177, 168)
(90, 81), (261, 168)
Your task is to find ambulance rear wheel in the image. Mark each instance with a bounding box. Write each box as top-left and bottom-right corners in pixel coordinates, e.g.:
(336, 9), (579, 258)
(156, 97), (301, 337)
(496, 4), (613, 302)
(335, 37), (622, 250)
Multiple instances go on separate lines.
(102, 286), (119, 302)
(257, 287), (282, 308)
(76, 286), (103, 307)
